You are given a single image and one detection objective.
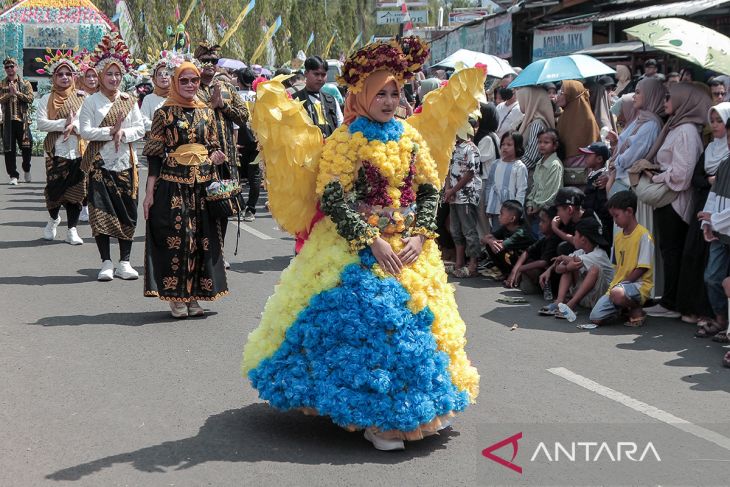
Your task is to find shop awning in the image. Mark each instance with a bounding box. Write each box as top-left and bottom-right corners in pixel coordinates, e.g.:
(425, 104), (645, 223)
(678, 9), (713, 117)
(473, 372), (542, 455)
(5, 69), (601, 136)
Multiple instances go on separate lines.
(574, 41), (656, 56)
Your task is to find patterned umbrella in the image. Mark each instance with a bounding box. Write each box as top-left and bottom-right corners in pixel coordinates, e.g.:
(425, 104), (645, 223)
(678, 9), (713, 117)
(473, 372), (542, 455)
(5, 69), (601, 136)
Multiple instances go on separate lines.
(625, 18), (730, 76)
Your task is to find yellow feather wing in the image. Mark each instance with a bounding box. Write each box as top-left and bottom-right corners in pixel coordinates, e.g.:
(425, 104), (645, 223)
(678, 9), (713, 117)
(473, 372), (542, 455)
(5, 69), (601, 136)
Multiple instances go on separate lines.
(407, 67), (487, 183)
(251, 76), (324, 236)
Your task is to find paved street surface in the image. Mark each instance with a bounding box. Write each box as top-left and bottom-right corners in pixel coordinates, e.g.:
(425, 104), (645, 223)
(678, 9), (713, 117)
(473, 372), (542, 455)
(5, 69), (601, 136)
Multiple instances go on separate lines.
(2, 157), (729, 486)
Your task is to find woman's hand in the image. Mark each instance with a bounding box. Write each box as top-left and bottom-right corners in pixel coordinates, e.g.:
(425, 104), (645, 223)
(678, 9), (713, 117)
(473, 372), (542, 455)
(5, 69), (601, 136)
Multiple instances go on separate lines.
(62, 123), (74, 142)
(703, 224), (718, 243)
(398, 235), (425, 265)
(370, 237), (403, 275)
(210, 150), (226, 165)
(112, 129), (123, 151)
(143, 191), (154, 220)
(708, 175), (717, 186)
(698, 211), (712, 222)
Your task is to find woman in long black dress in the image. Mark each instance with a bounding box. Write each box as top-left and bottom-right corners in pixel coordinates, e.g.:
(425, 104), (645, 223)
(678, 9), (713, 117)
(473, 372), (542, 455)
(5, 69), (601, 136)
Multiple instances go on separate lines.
(142, 61), (229, 319)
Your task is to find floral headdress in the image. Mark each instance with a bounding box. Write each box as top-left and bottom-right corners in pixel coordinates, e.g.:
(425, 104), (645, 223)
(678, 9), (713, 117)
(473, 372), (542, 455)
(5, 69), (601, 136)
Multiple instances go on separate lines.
(35, 46), (81, 75)
(337, 36), (429, 94)
(149, 49), (201, 74)
(90, 32), (135, 74)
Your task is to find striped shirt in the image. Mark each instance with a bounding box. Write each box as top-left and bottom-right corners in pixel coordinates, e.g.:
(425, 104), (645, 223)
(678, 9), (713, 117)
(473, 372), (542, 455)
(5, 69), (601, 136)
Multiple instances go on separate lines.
(521, 119), (547, 170)
(483, 158), (528, 215)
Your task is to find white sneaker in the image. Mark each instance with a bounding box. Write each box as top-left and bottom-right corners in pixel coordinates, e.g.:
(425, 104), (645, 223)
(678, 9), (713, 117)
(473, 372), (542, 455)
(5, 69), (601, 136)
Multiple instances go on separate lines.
(42, 216), (61, 240)
(363, 428), (405, 451)
(79, 206), (89, 222)
(224, 259), (231, 270)
(98, 260), (114, 281)
(9, 177), (18, 185)
(115, 261), (139, 280)
(65, 227), (84, 245)
(187, 300), (205, 317)
(243, 208), (255, 222)
(644, 303), (680, 318)
(24, 171), (31, 183)
(169, 301), (188, 319)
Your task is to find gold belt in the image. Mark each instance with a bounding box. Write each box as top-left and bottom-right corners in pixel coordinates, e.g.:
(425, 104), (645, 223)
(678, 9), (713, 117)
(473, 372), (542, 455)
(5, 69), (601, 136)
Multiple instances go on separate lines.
(168, 143), (208, 166)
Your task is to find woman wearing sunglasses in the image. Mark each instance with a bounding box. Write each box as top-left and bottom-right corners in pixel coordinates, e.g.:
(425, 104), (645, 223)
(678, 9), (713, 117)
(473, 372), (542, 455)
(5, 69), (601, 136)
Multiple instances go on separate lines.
(141, 61), (228, 319)
(35, 52), (88, 245)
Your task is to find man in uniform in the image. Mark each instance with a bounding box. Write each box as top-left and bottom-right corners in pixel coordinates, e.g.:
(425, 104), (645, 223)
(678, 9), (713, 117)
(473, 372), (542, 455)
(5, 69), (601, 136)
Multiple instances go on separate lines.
(292, 56), (341, 138)
(1, 57), (34, 185)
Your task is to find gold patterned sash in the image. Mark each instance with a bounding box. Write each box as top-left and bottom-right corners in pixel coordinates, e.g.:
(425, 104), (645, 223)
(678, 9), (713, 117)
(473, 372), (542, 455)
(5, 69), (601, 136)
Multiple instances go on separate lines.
(81, 94), (136, 172)
(43, 92), (86, 154)
(168, 143), (208, 165)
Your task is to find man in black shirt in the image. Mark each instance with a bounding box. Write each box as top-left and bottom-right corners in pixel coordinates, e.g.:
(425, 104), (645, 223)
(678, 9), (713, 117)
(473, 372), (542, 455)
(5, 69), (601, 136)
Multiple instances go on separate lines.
(292, 56), (341, 137)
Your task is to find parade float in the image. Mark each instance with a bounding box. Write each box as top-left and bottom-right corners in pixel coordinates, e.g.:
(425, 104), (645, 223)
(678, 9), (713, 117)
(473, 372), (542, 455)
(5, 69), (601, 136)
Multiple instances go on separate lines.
(0, 0), (113, 79)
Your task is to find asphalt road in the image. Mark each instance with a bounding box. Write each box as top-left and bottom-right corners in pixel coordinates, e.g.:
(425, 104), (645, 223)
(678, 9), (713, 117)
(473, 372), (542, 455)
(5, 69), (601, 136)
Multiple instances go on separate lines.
(2, 158), (729, 486)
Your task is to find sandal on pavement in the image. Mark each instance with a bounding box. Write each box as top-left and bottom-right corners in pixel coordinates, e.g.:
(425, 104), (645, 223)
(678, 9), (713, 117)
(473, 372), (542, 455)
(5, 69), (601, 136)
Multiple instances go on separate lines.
(711, 331), (730, 344)
(624, 314), (647, 328)
(444, 263), (456, 274)
(453, 267), (477, 278)
(723, 351), (730, 368)
(539, 303), (559, 316)
(694, 321), (726, 338)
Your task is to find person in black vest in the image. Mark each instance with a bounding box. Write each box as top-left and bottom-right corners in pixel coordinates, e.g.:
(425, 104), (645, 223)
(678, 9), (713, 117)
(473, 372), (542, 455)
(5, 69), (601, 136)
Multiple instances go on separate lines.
(293, 56), (342, 137)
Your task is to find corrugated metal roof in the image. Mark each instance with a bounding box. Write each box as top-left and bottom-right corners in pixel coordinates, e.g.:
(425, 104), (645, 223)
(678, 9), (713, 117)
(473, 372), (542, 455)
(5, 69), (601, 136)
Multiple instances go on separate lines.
(598, 0), (730, 21)
(537, 0), (730, 27)
(574, 41), (657, 55)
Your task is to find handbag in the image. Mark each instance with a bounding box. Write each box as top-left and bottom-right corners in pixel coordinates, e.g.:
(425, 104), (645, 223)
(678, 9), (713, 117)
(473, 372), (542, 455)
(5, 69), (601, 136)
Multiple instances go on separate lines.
(633, 174), (678, 208)
(205, 179), (244, 219)
(563, 167), (587, 187)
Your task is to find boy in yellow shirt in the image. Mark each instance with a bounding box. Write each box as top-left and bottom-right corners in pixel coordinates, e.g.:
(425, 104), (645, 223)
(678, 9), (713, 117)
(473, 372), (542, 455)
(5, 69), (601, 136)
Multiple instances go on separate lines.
(590, 191), (654, 327)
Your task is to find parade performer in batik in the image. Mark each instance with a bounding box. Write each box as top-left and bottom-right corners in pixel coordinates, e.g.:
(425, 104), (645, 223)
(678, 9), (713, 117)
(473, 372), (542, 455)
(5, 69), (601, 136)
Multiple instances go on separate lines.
(142, 61), (229, 319)
(35, 48), (87, 245)
(242, 38), (486, 451)
(140, 51), (181, 134)
(1, 57), (34, 185)
(79, 33), (145, 282)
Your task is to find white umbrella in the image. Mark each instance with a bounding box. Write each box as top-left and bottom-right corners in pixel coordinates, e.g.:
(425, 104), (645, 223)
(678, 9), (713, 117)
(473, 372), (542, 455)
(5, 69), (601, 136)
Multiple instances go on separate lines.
(431, 49), (516, 78)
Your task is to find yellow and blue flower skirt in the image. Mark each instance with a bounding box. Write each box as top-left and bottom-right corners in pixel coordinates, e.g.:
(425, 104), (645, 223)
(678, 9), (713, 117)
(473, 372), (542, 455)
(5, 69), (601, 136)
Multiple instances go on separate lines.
(242, 218), (479, 439)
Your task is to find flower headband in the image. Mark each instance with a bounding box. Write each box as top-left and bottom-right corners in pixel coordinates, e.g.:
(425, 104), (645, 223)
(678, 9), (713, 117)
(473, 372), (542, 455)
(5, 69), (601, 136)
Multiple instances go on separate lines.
(90, 32), (135, 74)
(337, 36), (429, 94)
(148, 49), (201, 74)
(35, 46), (81, 75)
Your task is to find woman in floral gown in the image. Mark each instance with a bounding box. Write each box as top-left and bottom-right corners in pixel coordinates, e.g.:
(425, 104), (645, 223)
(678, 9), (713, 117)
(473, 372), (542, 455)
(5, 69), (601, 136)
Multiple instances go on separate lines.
(242, 38), (483, 451)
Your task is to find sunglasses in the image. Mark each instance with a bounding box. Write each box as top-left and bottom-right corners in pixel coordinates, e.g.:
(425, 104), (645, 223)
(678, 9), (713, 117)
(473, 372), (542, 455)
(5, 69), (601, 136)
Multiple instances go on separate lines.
(713, 91), (727, 97)
(4, 65), (15, 69)
(179, 77), (201, 86)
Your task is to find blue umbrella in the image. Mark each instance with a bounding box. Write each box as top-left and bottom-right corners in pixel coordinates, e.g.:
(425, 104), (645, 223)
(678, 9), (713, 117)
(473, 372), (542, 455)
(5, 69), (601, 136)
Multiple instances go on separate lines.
(509, 54), (615, 88)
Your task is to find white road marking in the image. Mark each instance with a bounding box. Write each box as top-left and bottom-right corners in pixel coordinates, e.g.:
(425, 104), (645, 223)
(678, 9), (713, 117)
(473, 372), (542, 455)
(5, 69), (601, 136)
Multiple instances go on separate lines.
(548, 367), (730, 452)
(234, 221), (274, 240)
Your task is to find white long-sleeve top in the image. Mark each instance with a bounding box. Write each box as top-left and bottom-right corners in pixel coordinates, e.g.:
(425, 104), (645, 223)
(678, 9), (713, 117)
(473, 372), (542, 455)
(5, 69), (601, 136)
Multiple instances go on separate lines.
(35, 92), (82, 160)
(79, 92), (145, 172)
(140, 93), (166, 132)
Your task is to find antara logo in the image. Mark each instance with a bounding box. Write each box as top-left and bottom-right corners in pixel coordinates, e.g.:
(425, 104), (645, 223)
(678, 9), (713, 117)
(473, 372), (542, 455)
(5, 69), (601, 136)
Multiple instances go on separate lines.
(482, 433), (662, 474)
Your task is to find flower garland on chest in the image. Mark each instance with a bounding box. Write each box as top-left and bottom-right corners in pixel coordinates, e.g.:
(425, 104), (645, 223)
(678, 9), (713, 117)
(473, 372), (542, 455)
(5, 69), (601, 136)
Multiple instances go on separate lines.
(316, 116), (439, 207)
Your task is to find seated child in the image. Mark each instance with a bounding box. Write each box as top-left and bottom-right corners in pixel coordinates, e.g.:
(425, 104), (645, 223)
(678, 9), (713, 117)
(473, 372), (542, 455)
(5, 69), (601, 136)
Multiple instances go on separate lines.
(481, 200), (535, 281)
(579, 142), (613, 243)
(525, 128), (563, 238)
(551, 187), (604, 255)
(505, 206), (561, 298)
(539, 218), (614, 319)
(589, 191), (654, 327)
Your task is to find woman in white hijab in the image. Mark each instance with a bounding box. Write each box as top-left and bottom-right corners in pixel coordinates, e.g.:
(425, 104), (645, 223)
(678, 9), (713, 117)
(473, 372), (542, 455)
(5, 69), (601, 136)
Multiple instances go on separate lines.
(677, 103), (730, 325)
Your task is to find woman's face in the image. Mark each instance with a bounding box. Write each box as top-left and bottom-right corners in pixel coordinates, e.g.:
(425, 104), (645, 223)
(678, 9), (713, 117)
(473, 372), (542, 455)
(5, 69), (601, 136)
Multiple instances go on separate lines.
(556, 89), (567, 108)
(177, 69), (201, 100)
(710, 110), (726, 139)
(633, 87), (644, 109)
(84, 69), (98, 89)
(367, 80), (400, 123)
(54, 65), (73, 89)
(664, 92), (674, 116)
(154, 67), (171, 89)
(101, 65), (122, 91)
